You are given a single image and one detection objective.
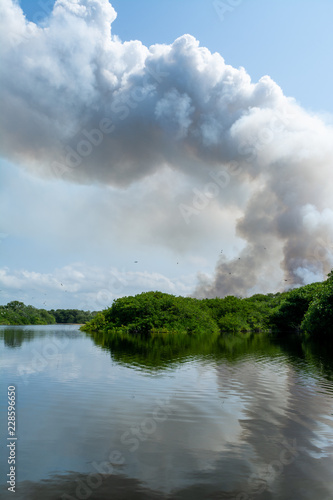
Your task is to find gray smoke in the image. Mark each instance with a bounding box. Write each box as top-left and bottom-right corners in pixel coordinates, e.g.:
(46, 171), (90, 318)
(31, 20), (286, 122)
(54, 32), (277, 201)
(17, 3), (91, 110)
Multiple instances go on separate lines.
(1, 0), (333, 297)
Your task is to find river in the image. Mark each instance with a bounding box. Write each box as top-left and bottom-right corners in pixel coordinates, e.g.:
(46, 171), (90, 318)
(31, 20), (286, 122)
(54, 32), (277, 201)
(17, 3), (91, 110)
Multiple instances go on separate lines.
(0, 325), (332, 499)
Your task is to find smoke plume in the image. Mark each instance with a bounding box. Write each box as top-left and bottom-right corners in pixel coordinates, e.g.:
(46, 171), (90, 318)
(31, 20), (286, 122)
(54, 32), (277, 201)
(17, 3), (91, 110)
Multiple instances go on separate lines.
(1, 0), (333, 297)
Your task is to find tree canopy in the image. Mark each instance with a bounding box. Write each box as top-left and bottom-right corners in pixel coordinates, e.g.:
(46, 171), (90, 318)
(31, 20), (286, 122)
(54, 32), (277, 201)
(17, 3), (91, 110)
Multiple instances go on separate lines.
(82, 272), (333, 341)
(2, 270), (332, 340)
(300, 271), (333, 338)
(82, 291), (220, 336)
(0, 302), (96, 325)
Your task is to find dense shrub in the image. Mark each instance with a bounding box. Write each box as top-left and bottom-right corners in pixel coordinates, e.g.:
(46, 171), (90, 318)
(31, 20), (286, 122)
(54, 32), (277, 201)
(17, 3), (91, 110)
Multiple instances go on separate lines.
(83, 291), (220, 336)
(0, 301), (56, 325)
(0, 301), (96, 325)
(269, 283), (323, 332)
(49, 309), (96, 324)
(301, 272), (333, 338)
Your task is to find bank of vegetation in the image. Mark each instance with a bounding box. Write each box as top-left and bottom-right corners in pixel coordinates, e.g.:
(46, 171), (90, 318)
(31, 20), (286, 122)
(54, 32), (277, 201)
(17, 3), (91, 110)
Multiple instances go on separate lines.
(0, 301), (96, 325)
(2, 271), (332, 337)
(81, 271), (333, 340)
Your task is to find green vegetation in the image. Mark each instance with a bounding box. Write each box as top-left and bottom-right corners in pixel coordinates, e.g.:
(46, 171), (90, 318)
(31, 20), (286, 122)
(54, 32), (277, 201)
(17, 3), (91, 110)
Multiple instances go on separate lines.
(0, 301), (56, 325)
(268, 283), (322, 333)
(82, 271), (333, 341)
(82, 291), (220, 336)
(201, 293), (286, 333)
(300, 270), (333, 337)
(2, 270), (332, 338)
(268, 272), (333, 340)
(81, 290), (288, 337)
(0, 301), (96, 325)
(49, 308), (96, 324)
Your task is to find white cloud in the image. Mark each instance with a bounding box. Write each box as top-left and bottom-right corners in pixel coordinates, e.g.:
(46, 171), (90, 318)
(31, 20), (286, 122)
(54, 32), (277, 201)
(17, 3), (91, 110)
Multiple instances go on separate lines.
(1, 0), (333, 299)
(0, 263), (197, 310)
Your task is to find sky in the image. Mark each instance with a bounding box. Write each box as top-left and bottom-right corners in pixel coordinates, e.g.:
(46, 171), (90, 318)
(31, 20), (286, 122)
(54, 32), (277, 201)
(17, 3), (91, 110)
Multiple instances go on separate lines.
(1, 0), (333, 310)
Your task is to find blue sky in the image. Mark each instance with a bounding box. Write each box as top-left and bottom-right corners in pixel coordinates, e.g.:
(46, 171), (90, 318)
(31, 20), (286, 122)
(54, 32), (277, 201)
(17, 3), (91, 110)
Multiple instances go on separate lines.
(20, 0), (333, 114)
(1, 0), (333, 310)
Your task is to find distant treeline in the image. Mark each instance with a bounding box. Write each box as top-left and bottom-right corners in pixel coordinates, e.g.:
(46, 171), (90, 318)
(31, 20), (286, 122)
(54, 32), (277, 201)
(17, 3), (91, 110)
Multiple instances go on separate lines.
(0, 301), (97, 325)
(49, 309), (97, 324)
(82, 270), (333, 340)
(2, 270), (333, 337)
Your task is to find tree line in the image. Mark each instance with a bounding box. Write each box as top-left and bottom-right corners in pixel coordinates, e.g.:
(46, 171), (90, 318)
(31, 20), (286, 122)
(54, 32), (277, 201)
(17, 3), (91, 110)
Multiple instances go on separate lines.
(2, 270), (332, 338)
(0, 301), (97, 325)
(82, 270), (333, 340)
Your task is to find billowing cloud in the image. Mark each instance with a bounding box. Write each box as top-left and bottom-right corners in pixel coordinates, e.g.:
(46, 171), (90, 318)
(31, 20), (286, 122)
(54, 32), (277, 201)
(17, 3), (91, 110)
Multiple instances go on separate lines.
(1, 0), (333, 297)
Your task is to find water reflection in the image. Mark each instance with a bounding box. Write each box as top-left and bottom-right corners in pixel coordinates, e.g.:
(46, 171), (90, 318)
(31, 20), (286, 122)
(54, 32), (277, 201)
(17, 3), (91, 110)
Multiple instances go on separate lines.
(85, 328), (333, 383)
(1, 326), (35, 348)
(0, 472), (165, 500)
(85, 328), (221, 370)
(1, 326), (333, 499)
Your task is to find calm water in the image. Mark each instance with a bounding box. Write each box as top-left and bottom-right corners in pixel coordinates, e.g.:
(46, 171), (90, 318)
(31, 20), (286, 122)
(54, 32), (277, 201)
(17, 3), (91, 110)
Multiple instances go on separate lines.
(0, 325), (333, 500)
